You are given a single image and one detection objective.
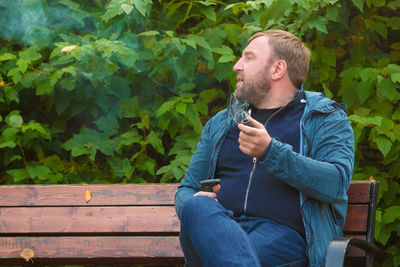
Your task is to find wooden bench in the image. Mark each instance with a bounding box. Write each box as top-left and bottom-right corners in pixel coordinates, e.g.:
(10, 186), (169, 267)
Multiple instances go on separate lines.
(0, 183), (184, 266)
(325, 179), (379, 267)
(0, 181), (379, 266)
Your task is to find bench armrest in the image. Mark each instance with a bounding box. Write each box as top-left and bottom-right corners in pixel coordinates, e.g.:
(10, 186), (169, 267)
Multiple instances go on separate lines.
(325, 237), (379, 267)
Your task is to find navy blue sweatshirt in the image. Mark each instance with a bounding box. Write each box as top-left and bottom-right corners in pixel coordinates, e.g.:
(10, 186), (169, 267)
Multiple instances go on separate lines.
(216, 91), (306, 237)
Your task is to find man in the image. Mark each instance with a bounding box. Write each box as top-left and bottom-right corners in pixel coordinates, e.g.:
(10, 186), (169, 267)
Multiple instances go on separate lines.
(174, 29), (354, 267)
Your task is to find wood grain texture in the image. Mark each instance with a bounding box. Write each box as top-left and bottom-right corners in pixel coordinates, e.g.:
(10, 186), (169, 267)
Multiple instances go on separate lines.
(0, 236), (184, 265)
(0, 184), (177, 206)
(343, 205), (369, 233)
(0, 206), (180, 234)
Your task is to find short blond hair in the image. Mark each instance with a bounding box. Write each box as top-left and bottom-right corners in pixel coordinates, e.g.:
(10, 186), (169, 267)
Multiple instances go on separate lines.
(248, 30), (310, 88)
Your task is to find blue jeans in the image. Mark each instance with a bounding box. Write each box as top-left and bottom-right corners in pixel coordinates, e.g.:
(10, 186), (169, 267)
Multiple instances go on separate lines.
(180, 196), (307, 267)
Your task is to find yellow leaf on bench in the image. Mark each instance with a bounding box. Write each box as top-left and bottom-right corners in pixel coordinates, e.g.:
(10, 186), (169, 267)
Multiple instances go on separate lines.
(85, 190), (92, 203)
(20, 248), (34, 262)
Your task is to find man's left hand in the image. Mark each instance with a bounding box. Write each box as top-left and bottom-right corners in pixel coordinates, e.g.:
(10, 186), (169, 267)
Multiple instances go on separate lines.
(238, 117), (271, 157)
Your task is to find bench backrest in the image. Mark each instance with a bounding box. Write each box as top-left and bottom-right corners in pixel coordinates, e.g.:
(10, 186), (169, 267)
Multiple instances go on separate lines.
(0, 181), (378, 265)
(0, 184), (183, 265)
(343, 180), (379, 264)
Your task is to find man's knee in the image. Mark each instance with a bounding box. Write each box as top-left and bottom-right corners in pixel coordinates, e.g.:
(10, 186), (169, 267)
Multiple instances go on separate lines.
(180, 196), (229, 229)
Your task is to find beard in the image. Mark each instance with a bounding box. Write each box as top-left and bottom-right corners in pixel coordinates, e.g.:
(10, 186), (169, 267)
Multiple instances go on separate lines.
(234, 65), (271, 108)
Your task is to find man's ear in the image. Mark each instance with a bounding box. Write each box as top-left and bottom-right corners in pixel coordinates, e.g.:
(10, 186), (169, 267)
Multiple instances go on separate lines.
(270, 60), (287, 80)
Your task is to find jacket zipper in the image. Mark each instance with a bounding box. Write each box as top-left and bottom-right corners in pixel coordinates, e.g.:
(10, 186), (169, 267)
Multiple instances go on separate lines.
(242, 92), (302, 214)
(244, 157), (257, 213)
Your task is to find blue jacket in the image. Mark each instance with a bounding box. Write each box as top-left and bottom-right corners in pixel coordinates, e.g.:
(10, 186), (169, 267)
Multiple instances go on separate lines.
(175, 91), (355, 267)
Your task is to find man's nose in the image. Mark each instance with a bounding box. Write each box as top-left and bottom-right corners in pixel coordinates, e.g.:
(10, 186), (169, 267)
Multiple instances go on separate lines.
(233, 58), (243, 73)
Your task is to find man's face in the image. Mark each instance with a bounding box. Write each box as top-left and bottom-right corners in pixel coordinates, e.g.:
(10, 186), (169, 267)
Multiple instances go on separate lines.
(233, 36), (273, 107)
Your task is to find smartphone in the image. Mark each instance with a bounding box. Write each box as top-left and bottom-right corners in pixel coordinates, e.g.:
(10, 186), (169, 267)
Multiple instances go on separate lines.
(200, 179), (221, 192)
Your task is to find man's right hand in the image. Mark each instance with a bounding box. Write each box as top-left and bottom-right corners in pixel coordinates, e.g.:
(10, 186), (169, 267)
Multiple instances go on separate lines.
(194, 184), (221, 201)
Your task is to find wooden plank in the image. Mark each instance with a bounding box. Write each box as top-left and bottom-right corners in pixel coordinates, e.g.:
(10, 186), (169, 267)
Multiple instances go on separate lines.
(0, 236), (184, 265)
(0, 206), (180, 234)
(343, 205), (369, 233)
(0, 184), (177, 206)
(344, 235), (367, 258)
(347, 181), (371, 204)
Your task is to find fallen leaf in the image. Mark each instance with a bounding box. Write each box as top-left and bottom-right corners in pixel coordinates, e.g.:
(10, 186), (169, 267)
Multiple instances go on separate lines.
(61, 45), (77, 52)
(20, 248), (34, 262)
(85, 190), (92, 203)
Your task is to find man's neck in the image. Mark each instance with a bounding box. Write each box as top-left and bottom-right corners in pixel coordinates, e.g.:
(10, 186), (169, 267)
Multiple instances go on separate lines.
(256, 86), (298, 109)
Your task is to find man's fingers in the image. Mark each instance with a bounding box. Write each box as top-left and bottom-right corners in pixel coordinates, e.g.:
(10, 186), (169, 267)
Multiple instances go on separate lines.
(249, 117), (264, 129)
(212, 184), (221, 193)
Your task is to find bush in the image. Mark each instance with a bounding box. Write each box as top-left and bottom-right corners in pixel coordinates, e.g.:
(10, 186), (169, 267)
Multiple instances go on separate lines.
(0, 0), (399, 265)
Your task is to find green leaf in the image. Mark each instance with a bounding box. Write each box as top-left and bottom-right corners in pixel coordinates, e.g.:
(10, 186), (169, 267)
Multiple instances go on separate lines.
(0, 53), (16, 61)
(28, 165), (51, 179)
(351, 0), (364, 12)
(146, 131), (164, 155)
(121, 3), (133, 14)
(320, 49), (336, 67)
(372, 0), (385, 7)
(139, 31), (160, 36)
(108, 157), (134, 178)
(36, 79), (54, 95)
(379, 78), (400, 101)
(176, 102), (187, 115)
(224, 24), (243, 46)
(307, 16), (328, 34)
(102, 0), (124, 22)
(349, 114), (383, 126)
(201, 6), (216, 21)
(355, 80), (373, 104)
(120, 97), (140, 118)
(22, 122), (51, 140)
(156, 98), (179, 117)
(382, 206), (400, 224)
(42, 155), (65, 173)
(7, 169), (29, 183)
(133, 0), (152, 16)
(95, 114), (119, 136)
(19, 46), (41, 62)
(8, 114), (23, 128)
(375, 135), (392, 156)
(391, 73), (400, 83)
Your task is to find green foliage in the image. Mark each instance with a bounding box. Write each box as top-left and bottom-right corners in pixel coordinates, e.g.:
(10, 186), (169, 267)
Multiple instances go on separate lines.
(0, 0), (399, 265)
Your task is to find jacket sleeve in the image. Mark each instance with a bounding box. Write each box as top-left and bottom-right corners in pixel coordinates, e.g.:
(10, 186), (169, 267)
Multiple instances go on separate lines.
(259, 108), (354, 203)
(174, 120), (214, 219)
